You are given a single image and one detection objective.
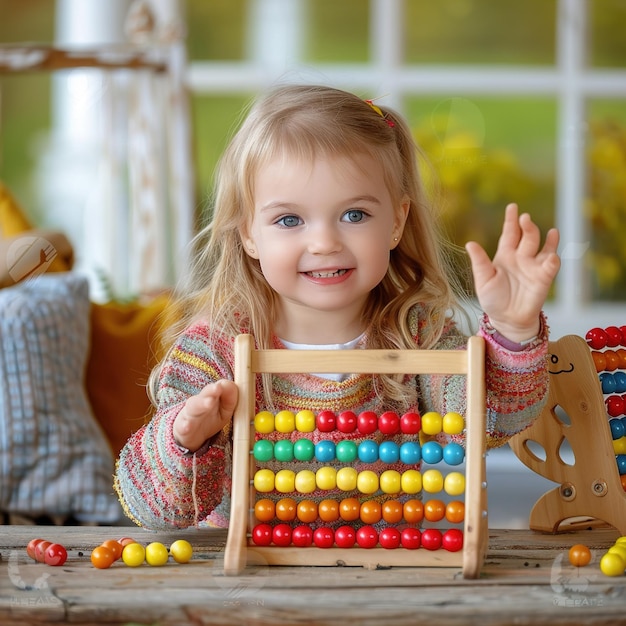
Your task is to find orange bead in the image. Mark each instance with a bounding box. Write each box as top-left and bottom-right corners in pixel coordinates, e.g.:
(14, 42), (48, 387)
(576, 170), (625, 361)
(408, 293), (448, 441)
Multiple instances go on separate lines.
(339, 497), (361, 522)
(382, 500), (403, 524)
(254, 498), (275, 522)
(403, 499), (424, 523)
(318, 499), (339, 522)
(445, 500), (465, 524)
(617, 349), (626, 369)
(591, 351), (606, 372)
(360, 500), (382, 524)
(424, 499), (446, 522)
(101, 539), (123, 561)
(605, 350), (621, 371)
(275, 497), (297, 521)
(297, 499), (318, 523)
(621, 475), (626, 492)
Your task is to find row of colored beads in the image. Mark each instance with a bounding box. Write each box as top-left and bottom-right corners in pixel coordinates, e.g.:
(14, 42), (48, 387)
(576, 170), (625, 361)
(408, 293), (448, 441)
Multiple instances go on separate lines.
(254, 497), (465, 525)
(251, 523), (463, 551)
(254, 410), (464, 436)
(253, 467), (465, 495)
(253, 438), (465, 466)
(586, 326), (626, 350)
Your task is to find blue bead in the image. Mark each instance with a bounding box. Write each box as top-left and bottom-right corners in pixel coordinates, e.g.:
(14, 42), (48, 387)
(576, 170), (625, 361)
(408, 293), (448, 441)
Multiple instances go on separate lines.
(421, 441), (443, 464)
(378, 441), (400, 464)
(358, 440), (379, 463)
(614, 371), (626, 393)
(610, 418), (626, 440)
(443, 442), (465, 466)
(617, 454), (626, 475)
(315, 440), (336, 462)
(400, 441), (421, 464)
(600, 372), (617, 395)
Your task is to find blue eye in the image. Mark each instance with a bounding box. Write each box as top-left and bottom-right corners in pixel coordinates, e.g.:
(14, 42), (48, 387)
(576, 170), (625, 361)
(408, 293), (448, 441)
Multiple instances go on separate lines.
(277, 215), (302, 228)
(343, 210), (365, 223)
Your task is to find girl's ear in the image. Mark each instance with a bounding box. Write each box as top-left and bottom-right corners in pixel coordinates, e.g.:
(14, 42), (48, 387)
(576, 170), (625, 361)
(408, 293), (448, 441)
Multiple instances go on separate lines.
(391, 196), (410, 249)
(239, 227), (259, 259)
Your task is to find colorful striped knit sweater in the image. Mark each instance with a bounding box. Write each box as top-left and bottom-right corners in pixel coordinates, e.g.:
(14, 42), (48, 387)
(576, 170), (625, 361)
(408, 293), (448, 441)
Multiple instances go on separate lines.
(114, 306), (550, 530)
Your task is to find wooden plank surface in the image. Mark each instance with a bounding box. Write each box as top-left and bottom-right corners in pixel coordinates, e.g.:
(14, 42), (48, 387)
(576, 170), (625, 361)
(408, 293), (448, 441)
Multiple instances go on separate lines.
(1, 526), (625, 625)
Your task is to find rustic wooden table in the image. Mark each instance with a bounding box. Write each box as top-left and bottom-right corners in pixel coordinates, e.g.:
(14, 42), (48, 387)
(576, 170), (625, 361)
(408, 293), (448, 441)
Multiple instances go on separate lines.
(1, 525), (624, 625)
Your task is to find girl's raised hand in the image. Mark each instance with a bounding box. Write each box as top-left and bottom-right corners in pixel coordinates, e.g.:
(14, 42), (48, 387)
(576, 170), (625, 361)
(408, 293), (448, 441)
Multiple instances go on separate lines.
(465, 203), (560, 343)
(173, 380), (238, 452)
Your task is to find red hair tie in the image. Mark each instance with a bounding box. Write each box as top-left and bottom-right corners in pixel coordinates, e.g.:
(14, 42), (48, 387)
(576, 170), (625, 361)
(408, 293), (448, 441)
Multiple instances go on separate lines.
(364, 99), (395, 128)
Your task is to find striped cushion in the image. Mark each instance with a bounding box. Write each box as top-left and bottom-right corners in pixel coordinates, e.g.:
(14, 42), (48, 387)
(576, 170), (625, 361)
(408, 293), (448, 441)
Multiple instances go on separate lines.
(0, 273), (120, 522)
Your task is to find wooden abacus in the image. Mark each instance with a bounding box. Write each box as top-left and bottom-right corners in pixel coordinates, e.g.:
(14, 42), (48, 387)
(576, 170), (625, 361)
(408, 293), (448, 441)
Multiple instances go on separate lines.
(224, 334), (488, 578)
(509, 333), (626, 535)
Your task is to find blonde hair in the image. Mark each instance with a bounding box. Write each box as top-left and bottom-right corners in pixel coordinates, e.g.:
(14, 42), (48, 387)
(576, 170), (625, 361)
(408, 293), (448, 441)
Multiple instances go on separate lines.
(150, 84), (467, 409)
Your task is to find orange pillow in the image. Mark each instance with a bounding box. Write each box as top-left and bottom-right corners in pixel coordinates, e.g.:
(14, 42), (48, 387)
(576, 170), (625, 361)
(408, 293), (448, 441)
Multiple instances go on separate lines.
(86, 294), (170, 457)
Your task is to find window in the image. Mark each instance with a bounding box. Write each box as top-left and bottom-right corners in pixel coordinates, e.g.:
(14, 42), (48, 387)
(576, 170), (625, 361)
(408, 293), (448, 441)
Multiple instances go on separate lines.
(186, 0), (626, 338)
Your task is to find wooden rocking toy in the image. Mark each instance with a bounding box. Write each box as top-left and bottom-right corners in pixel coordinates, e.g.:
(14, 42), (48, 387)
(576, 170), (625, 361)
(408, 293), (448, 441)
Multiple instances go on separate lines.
(509, 334), (626, 535)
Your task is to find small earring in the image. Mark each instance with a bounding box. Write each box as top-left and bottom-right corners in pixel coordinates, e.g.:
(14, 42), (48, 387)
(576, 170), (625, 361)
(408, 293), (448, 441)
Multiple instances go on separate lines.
(393, 237), (399, 242)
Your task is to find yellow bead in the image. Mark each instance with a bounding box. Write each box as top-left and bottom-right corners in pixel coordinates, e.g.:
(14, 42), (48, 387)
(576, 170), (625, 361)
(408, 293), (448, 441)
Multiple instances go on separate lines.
(400, 469), (422, 494)
(608, 544), (626, 562)
(615, 536), (626, 545)
(122, 542), (145, 567)
(422, 469), (444, 493)
(254, 469), (275, 492)
(336, 467), (358, 491)
(295, 469), (316, 493)
(357, 470), (379, 494)
(169, 539), (193, 564)
(444, 471), (466, 496)
(275, 469), (296, 493)
(254, 411), (275, 434)
(613, 437), (626, 455)
(145, 542), (169, 567)
(315, 467), (337, 490)
(379, 469), (401, 494)
(443, 411), (465, 435)
(600, 552), (625, 577)
(295, 409), (316, 432)
(421, 411), (443, 435)
(275, 410), (296, 433)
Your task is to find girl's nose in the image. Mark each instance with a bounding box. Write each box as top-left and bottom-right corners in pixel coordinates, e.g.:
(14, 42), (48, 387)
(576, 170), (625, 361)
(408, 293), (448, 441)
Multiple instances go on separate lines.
(307, 225), (343, 255)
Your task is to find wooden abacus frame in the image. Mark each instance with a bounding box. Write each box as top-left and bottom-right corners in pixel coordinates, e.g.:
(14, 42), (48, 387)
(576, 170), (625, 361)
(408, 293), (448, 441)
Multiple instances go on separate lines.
(224, 334), (488, 578)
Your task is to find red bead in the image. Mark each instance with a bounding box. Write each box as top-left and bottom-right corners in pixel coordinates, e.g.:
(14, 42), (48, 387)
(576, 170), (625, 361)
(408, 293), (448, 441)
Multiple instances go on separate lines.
(378, 411), (400, 435)
(620, 326), (626, 346)
(357, 411), (378, 435)
(336, 411), (357, 433)
(292, 525), (313, 547)
(441, 529), (464, 552)
(44, 543), (68, 566)
(400, 412), (421, 434)
(313, 527), (334, 548)
(586, 327), (608, 350)
(356, 525), (378, 549)
(252, 523), (273, 546)
(334, 525), (356, 548)
(316, 410), (336, 432)
(606, 326), (622, 348)
(421, 528), (443, 551)
(400, 528), (421, 549)
(379, 527), (401, 549)
(606, 395), (626, 417)
(272, 523), (293, 547)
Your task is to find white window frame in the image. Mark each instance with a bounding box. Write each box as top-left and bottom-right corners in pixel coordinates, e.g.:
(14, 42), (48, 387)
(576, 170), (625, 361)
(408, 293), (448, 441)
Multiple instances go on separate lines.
(186, 0), (626, 339)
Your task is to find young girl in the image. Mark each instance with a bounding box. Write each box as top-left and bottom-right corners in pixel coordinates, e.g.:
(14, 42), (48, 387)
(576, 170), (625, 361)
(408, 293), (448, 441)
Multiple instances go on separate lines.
(114, 84), (560, 530)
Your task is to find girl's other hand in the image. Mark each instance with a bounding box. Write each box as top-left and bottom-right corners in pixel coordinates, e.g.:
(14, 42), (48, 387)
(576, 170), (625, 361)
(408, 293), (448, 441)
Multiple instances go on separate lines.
(173, 380), (238, 452)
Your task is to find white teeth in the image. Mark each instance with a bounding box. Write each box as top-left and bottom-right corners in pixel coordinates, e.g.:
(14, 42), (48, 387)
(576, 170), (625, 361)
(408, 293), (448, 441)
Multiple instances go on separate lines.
(309, 269), (347, 278)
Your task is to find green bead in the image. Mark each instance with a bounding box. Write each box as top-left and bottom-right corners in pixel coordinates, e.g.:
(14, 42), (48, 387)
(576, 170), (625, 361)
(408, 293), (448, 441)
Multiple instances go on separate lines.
(253, 439), (274, 462)
(274, 439), (294, 462)
(336, 440), (358, 463)
(293, 438), (315, 461)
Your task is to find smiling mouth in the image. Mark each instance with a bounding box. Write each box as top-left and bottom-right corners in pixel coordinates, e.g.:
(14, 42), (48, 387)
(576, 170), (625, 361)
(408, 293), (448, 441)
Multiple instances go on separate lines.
(306, 269), (348, 278)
